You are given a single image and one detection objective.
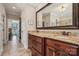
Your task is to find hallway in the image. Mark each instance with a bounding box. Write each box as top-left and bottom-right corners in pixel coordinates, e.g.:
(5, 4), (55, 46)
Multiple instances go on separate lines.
(2, 36), (31, 56)
(0, 3), (37, 56)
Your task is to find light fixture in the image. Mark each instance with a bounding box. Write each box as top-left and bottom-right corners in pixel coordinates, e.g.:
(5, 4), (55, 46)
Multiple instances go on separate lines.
(12, 6), (16, 9)
(60, 5), (65, 12)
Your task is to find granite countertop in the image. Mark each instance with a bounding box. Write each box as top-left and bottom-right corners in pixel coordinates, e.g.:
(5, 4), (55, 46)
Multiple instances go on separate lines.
(28, 31), (79, 45)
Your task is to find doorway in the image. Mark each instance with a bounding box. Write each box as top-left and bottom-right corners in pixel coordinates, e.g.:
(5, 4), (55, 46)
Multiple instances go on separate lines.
(8, 19), (21, 41)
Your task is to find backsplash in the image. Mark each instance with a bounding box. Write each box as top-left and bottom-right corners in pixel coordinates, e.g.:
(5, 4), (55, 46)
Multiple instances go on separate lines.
(36, 29), (79, 36)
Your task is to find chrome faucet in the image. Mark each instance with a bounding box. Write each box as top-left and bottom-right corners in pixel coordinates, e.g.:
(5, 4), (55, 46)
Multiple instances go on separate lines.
(62, 31), (71, 36)
(62, 31), (67, 35)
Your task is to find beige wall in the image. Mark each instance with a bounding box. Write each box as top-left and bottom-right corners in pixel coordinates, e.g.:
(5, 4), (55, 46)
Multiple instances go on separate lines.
(7, 14), (20, 20)
(0, 4), (6, 55)
(21, 5), (36, 49)
(36, 3), (47, 11)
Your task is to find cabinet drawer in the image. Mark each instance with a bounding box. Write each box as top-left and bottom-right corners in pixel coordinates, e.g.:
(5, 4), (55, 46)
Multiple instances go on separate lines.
(32, 40), (43, 54)
(46, 39), (61, 48)
(28, 34), (33, 39)
(32, 47), (41, 56)
(32, 35), (43, 43)
(28, 39), (32, 49)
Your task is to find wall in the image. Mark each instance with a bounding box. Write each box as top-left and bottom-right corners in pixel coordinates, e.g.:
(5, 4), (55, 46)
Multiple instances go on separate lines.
(7, 14), (20, 20)
(36, 3), (47, 11)
(0, 4), (6, 55)
(21, 5), (36, 49)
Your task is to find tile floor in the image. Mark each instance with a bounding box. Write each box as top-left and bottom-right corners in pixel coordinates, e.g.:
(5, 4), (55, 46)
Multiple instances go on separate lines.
(2, 35), (31, 56)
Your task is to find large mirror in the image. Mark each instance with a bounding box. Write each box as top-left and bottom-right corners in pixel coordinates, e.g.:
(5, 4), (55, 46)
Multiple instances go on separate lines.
(36, 3), (79, 29)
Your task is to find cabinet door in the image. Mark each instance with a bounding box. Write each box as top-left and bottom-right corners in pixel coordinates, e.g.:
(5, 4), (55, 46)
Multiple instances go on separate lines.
(45, 38), (78, 56)
(59, 50), (69, 56)
(46, 46), (69, 56)
(46, 46), (55, 56)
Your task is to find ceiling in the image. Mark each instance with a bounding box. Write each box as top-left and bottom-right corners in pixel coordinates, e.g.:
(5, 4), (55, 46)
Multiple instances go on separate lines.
(2, 3), (42, 16)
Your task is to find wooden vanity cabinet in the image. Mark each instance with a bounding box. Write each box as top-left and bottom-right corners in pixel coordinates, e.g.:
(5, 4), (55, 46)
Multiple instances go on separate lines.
(28, 34), (79, 56)
(45, 38), (79, 56)
(28, 34), (44, 56)
(28, 34), (32, 50)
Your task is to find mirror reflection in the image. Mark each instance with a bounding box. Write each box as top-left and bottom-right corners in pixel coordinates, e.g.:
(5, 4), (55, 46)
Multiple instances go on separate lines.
(37, 3), (73, 28)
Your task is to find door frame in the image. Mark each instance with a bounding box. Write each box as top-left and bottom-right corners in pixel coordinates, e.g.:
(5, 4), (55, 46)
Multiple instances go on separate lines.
(19, 17), (21, 40)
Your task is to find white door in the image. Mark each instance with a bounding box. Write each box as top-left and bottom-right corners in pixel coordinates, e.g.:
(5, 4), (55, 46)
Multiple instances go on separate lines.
(0, 15), (4, 55)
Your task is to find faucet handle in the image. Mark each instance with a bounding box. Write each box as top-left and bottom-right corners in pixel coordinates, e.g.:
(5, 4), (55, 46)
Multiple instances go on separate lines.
(62, 31), (66, 35)
(67, 32), (71, 36)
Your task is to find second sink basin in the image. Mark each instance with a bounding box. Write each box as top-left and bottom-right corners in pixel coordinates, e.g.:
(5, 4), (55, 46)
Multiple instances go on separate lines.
(55, 36), (70, 40)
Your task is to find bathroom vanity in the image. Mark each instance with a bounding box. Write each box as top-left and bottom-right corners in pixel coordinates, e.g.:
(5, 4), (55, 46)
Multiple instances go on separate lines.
(28, 32), (79, 56)
(28, 3), (79, 56)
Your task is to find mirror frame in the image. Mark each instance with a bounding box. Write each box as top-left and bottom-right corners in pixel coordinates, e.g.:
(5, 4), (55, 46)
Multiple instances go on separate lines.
(36, 3), (79, 29)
